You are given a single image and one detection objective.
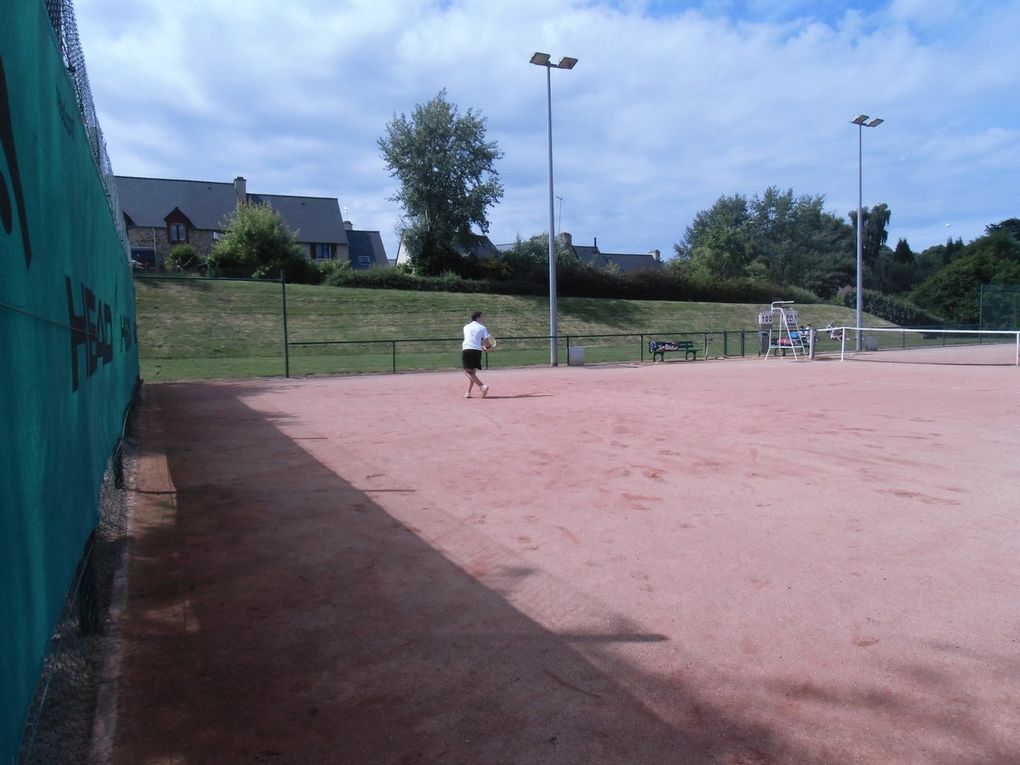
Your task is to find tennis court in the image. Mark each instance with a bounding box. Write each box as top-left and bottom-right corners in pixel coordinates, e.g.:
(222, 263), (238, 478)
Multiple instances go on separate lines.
(104, 356), (1020, 763)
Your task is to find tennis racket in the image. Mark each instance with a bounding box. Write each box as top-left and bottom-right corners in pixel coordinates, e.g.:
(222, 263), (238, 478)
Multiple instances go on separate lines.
(485, 336), (497, 350)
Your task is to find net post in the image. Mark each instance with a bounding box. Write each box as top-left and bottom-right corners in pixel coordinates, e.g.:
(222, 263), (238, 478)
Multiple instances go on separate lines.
(280, 270), (289, 378)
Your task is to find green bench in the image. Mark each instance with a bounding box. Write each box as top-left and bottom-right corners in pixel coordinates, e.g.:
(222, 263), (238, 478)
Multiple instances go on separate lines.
(649, 340), (699, 362)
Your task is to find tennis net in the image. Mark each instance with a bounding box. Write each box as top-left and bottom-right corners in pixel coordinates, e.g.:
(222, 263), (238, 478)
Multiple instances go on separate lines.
(832, 327), (1020, 366)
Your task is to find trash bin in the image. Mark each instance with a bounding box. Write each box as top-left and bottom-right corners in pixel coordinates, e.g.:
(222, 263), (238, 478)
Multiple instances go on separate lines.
(757, 331), (770, 355)
(567, 346), (585, 366)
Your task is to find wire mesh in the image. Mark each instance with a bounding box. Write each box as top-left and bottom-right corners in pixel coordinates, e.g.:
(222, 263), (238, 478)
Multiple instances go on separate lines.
(11, 296), (138, 764)
(44, 0), (129, 259)
(17, 441), (132, 765)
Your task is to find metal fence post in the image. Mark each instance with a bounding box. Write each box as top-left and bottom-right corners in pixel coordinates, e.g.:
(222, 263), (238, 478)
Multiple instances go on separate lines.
(280, 270), (289, 378)
(392, 341), (397, 374)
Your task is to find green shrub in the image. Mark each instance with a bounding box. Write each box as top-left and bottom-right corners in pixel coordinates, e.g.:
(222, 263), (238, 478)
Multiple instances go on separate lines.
(316, 259), (351, 281)
(167, 243), (203, 272)
(209, 202), (318, 282)
(835, 287), (942, 326)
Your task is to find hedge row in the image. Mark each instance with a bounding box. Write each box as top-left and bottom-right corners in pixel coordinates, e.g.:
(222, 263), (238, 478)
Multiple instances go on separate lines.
(326, 265), (821, 305)
(835, 287), (943, 326)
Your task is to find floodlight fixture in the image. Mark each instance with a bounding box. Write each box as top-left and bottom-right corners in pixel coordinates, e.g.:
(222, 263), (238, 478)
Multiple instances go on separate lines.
(851, 113), (884, 351)
(530, 52), (551, 66)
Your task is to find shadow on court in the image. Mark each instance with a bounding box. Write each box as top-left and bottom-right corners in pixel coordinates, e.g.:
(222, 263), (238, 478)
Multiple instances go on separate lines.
(109, 381), (835, 764)
(106, 366), (1020, 765)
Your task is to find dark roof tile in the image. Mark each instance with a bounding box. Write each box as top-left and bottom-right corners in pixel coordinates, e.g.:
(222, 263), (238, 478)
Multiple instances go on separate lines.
(115, 176), (348, 245)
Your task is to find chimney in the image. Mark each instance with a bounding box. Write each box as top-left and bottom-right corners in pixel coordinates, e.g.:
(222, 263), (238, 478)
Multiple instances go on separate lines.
(650, 249), (661, 262)
(343, 220), (354, 231)
(593, 236), (598, 251)
(234, 176), (247, 204)
(558, 231), (572, 248)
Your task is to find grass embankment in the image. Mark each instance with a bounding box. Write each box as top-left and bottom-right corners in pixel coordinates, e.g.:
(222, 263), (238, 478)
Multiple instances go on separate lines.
(135, 276), (873, 381)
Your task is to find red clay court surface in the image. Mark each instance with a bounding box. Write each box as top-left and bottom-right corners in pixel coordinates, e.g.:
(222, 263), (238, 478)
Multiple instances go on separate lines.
(106, 356), (1020, 764)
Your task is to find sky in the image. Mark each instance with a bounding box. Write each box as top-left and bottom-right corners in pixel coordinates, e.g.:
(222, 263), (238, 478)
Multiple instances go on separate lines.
(75, 0), (1020, 263)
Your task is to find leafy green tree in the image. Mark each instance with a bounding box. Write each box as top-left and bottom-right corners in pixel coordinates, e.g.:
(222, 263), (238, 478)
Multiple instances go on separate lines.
(870, 237), (915, 294)
(915, 237), (966, 278)
(910, 229), (1020, 323)
(676, 186), (855, 296)
(379, 89), (504, 276)
(986, 218), (1020, 242)
(675, 194), (755, 278)
(751, 188), (854, 292)
(849, 203), (891, 268)
(209, 202), (316, 282)
(913, 239), (957, 286)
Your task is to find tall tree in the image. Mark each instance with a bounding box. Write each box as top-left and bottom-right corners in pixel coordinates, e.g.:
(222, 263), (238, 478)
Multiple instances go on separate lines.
(871, 237), (915, 294)
(848, 203), (891, 267)
(911, 244), (1020, 323)
(674, 194), (755, 278)
(677, 186), (855, 296)
(986, 218), (1020, 241)
(750, 187), (853, 290)
(379, 89), (504, 276)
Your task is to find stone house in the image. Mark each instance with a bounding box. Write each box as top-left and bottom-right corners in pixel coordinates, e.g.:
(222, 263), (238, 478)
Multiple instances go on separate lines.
(396, 231), (663, 273)
(394, 232), (501, 267)
(116, 175), (387, 270)
(557, 232), (664, 272)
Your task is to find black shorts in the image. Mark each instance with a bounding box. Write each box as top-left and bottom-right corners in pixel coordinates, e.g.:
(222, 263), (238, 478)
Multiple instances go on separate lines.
(462, 349), (482, 370)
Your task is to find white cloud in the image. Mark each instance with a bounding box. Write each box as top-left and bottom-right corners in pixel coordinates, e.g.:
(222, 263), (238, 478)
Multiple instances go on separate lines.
(75, 0), (1020, 261)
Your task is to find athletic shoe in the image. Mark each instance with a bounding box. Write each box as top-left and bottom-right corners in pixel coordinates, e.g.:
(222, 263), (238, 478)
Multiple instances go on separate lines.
(481, 385), (489, 398)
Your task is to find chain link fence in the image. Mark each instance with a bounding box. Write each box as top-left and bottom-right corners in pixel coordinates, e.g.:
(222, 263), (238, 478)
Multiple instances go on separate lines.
(17, 430), (134, 764)
(43, 0), (129, 257)
(981, 284), (1020, 330)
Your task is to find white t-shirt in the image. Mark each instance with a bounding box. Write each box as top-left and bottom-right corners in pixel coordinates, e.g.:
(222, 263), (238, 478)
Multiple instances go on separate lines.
(462, 320), (490, 350)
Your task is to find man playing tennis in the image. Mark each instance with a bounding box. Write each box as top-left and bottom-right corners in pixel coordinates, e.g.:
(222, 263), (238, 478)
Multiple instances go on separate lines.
(462, 310), (492, 398)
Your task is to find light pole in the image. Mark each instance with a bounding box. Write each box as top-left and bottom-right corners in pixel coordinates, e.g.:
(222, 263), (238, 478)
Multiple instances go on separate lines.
(851, 114), (883, 351)
(531, 52), (577, 366)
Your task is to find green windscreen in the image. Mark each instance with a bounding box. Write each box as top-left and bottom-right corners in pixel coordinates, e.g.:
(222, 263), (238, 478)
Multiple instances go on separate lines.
(1, 2), (139, 761)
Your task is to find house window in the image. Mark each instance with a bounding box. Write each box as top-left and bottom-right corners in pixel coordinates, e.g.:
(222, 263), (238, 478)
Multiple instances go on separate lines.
(315, 243), (332, 260)
(358, 255), (372, 267)
(168, 223), (186, 243)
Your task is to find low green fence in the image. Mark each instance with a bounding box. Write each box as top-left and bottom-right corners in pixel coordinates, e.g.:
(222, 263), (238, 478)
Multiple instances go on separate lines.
(136, 273), (844, 380)
(285, 330), (753, 377)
